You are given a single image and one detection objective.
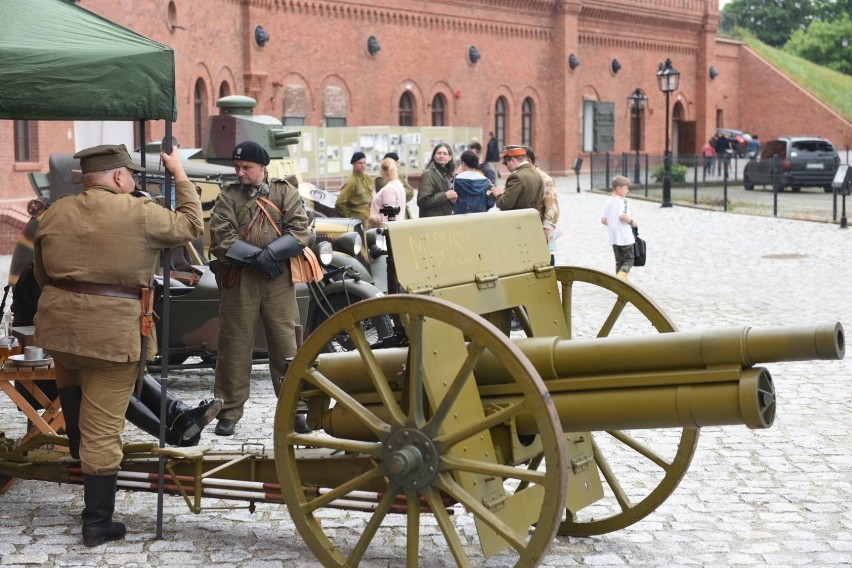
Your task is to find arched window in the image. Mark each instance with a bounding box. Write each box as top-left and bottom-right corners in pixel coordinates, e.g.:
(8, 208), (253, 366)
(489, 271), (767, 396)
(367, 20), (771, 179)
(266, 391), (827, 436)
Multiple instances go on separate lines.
(399, 92), (415, 126)
(494, 97), (507, 148)
(521, 98), (533, 147)
(193, 79), (208, 147)
(219, 82), (231, 99)
(431, 94), (446, 127)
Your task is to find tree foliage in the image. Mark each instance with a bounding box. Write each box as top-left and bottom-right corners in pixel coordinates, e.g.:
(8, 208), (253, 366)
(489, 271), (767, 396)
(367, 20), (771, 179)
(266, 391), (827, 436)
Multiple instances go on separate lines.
(784, 13), (852, 75)
(723, 0), (816, 47)
(724, 0), (851, 74)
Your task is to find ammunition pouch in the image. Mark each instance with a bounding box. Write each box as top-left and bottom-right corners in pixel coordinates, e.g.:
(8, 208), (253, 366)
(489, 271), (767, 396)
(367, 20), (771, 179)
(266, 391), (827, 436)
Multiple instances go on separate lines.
(220, 263), (244, 289)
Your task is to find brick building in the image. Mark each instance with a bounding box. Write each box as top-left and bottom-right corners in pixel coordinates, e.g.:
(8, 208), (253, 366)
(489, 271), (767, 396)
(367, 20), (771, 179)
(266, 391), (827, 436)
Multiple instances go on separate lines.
(1, 0), (850, 253)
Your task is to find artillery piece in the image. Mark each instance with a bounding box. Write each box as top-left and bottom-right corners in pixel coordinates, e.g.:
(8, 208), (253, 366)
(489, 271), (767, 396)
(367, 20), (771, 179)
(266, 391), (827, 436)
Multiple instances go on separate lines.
(0, 210), (845, 567)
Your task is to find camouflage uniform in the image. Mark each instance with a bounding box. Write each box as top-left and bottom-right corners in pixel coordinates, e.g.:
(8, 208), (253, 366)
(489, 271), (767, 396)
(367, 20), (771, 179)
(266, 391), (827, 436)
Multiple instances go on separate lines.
(537, 167), (560, 263)
(33, 179), (202, 474)
(335, 172), (373, 222)
(209, 179), (310, 422)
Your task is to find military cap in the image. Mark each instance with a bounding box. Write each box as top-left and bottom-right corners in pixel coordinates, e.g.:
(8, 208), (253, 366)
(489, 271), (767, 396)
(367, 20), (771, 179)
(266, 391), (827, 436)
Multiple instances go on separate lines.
(350, 151), (366, 164)
(383, 152), (400, 161)
(74, 144), (144, 174)
(501, 145), (527, 160)
(232, 141), (270, 166)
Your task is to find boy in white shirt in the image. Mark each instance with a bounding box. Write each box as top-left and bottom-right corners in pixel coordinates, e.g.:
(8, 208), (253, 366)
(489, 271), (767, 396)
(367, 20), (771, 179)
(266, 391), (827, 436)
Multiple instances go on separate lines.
(601, 175), (638, 280)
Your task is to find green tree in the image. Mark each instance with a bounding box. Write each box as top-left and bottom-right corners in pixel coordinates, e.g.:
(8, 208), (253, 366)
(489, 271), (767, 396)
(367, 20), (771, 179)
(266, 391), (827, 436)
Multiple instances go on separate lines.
(785, 14), (852, 75)
(723, 0), (817, 46)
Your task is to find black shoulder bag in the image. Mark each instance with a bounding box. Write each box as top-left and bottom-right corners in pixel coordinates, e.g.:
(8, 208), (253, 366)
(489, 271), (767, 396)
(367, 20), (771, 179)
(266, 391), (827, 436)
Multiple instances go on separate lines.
(632, 227), (647, 267)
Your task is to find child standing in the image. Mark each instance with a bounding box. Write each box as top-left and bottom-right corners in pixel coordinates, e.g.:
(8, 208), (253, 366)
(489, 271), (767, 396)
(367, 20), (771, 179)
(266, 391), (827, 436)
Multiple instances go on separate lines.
(601, 175), (638, 280)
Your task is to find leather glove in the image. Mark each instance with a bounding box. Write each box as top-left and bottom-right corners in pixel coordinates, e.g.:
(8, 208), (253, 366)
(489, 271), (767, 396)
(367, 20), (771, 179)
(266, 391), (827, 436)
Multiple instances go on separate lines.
(250, 246), (283, 280)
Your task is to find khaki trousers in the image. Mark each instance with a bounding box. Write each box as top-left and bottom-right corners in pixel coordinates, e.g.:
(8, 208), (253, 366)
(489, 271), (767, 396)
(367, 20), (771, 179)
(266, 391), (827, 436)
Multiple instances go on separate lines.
(214, 269), (299, 422)
(49, 351), (137, 475)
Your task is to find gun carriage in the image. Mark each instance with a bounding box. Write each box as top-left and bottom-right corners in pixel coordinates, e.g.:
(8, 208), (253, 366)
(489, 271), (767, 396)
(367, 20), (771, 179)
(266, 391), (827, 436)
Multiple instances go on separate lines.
(0, 209), (845, 566)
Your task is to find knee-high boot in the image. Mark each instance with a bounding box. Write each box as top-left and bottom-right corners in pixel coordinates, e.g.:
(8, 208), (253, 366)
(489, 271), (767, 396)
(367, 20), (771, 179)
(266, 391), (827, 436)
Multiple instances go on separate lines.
(58, 387), (82, 459)
(81, 473), (126, 547)
(124, 396), (184, 446)
(129, 374), (222, 445)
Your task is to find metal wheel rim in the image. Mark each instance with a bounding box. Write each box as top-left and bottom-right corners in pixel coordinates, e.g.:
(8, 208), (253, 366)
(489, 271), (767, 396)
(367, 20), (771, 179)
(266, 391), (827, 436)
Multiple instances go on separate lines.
(553, 266), (700, 537)
(274, 294), (568, 567)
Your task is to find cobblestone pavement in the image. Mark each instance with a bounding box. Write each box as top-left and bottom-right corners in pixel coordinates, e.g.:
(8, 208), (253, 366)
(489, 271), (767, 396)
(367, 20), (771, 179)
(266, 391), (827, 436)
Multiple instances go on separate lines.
(1, 179), (850, 567)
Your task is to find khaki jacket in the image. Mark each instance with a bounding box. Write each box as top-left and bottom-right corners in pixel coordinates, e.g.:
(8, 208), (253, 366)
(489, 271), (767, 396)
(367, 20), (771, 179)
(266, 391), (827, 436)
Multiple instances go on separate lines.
(496, 163), (544, 212)
(33, 180), (203, 362)
(209, 179), (311, 264)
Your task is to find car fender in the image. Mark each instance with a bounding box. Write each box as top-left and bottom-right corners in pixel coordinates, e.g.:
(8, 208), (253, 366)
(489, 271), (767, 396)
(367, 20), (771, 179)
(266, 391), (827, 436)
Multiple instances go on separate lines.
(328, 251), (373, 283)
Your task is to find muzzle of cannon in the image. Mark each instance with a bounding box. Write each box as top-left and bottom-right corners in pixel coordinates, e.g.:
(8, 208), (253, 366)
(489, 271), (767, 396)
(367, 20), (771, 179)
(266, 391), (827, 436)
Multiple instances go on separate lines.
(308, 321), (843, 437)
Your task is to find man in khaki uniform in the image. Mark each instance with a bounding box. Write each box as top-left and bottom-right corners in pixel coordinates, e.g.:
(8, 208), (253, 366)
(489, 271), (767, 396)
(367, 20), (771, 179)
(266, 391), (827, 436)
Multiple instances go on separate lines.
(491, 145), (544, 213)
(33, 144), (203, 546)
(208, 141), (311, 437)
(335, 151), (373, 222)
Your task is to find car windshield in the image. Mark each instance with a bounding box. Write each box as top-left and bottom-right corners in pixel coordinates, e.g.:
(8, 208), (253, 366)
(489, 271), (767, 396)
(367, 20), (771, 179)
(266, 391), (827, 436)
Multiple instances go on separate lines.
(792, 140), (834, 153)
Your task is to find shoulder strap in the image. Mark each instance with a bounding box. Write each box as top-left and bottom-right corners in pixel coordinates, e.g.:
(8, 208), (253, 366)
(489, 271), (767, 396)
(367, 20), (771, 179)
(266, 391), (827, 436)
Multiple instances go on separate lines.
(237, 197), (258, 225)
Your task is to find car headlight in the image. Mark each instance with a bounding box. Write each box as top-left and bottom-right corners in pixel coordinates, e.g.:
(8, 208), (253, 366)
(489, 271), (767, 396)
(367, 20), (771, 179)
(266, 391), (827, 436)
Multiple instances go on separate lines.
(314, 240), (333, 266)
(336, 232), (362, 258)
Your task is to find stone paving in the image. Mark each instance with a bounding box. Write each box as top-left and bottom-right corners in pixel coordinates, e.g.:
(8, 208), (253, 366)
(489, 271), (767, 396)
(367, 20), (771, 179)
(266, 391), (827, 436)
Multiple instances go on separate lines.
(0, 178), (850, 567)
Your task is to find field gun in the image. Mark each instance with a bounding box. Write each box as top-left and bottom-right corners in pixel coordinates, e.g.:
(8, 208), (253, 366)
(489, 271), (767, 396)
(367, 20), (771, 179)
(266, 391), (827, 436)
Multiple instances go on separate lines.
(0, 210), (845, 567)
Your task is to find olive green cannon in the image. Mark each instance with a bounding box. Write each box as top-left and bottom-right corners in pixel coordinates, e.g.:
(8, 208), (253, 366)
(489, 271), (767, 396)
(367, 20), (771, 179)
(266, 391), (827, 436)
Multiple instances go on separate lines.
(269, 209), (845, 567)
(0, 210), (845, 567)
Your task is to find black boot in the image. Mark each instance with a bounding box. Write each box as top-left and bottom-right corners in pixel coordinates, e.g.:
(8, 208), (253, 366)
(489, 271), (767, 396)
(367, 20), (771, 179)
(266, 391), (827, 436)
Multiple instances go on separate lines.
(58, 387), (82, 459)
(81, 474), (126, 547)
(124, 397), (183, 446)
(132, 374), (222, 443)
(168, 398), (223, 442)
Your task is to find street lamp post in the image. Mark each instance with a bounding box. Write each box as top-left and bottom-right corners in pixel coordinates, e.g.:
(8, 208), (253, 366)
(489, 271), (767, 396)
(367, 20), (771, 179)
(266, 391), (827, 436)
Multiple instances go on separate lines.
(656, 58), (680, 208)
(627, 88), (648, 185)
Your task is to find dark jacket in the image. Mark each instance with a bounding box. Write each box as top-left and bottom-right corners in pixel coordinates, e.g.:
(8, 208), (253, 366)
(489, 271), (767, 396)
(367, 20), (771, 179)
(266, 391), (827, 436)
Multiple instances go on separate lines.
(453, 174), (494, 214)
(417, 168), (454, 217)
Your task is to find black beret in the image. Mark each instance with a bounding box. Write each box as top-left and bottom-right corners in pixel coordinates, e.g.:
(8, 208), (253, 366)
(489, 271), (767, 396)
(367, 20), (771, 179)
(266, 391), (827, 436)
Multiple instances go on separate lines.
(232, 141), (270, 166)
(383, 152), (400, 161)
(350, 151), (366, 164)
(74, 144), (144, 174)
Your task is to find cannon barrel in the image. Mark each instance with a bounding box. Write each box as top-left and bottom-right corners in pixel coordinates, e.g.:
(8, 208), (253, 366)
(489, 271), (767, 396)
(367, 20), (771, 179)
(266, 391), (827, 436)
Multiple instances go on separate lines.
(311, 322), (843, 436)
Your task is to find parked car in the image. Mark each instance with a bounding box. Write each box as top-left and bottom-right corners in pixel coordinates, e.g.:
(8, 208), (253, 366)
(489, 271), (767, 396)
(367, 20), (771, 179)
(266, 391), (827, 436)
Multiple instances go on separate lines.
(714, 128), (757, 158)
(743, 136), (840, 193)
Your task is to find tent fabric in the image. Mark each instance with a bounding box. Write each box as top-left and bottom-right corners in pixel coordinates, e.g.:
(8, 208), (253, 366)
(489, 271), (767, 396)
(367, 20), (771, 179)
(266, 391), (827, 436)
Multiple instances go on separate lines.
(0, 0), (177, 121)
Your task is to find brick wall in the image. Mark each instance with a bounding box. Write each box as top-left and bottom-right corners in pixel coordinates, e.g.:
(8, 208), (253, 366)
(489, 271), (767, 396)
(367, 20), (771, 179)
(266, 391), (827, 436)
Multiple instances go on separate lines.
(1, 1), (849, 254)
(738, 48), (852, 150)
(0, 204), (29, 256)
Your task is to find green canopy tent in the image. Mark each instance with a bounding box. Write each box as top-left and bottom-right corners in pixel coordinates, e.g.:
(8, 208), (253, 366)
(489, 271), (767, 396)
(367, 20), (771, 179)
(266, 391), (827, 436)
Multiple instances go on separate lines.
(0, 0), (176, 121)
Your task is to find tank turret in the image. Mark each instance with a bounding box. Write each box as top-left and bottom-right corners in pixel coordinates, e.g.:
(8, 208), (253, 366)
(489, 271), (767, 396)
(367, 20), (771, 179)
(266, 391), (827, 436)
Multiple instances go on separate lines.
(203, 95), (302, 182)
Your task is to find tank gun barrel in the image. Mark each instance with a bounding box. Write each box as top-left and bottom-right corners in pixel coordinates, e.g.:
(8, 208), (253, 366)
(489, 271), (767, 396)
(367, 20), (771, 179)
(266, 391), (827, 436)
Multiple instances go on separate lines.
(269, 129), (301, 148)
(310, 322), (843, 436)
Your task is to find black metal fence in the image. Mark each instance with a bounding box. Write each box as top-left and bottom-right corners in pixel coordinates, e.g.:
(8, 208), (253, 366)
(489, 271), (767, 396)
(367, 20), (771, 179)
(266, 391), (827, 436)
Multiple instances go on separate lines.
(587, 151), (851, 224)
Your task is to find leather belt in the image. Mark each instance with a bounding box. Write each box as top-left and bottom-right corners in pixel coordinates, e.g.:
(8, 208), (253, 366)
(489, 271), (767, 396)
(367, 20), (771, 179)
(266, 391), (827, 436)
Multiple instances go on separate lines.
(50, 279), (144, 300)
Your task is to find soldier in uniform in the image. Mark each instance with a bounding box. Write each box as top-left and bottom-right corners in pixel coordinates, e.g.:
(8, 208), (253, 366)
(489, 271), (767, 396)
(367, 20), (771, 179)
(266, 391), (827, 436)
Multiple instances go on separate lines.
(491, 145), (544, 213)
(335, 151), (373, 222)
(33, 144), (203, 546)
(526, 147), (560, 265)
(208, 141), (311, 437)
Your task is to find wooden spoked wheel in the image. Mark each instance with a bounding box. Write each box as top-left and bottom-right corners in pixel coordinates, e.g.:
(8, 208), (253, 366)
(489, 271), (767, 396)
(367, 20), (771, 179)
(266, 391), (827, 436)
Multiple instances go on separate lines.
(552, 266), (700, 537)
(274, 295), (568, 567)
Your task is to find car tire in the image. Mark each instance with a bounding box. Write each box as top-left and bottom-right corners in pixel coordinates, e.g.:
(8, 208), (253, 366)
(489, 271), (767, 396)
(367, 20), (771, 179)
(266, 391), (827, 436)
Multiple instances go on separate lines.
(791, 186), (802, 192)
(823, 186), (834, 193)
(743, 176), (754, 191)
